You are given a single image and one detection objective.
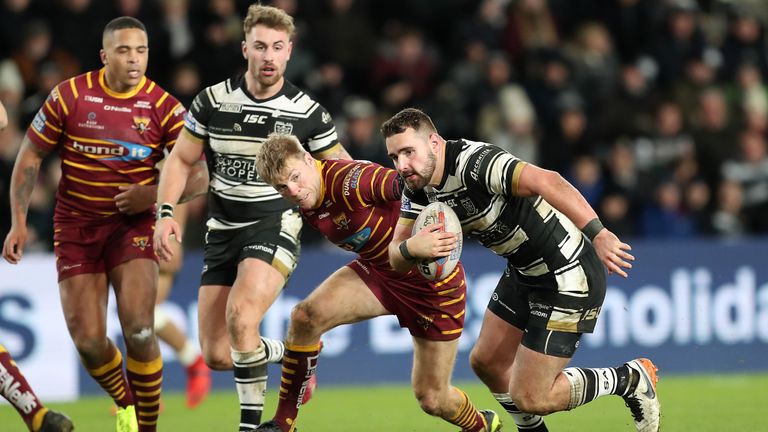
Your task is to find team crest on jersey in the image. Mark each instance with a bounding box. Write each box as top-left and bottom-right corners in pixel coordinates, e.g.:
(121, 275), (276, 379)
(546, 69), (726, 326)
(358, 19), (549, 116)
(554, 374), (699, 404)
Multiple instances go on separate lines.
(132, 236), (150, 251)
(416, 314), (434, 331)
(460, 197), (477, 216)
(274, 121), (293, 134)
(321, 112), (331, 124)
(333, 212), (351, 231)
(132, 117), (151, 134)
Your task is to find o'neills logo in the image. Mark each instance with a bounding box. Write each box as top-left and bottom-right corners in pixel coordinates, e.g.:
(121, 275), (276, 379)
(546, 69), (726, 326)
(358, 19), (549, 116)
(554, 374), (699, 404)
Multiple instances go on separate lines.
(0, 362), (38, 414)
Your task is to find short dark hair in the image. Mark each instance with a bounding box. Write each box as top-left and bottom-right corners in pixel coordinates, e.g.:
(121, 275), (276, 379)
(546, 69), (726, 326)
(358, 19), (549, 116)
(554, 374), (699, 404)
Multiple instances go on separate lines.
(381, 108), (437, 139)
(103, 16), (147, 40)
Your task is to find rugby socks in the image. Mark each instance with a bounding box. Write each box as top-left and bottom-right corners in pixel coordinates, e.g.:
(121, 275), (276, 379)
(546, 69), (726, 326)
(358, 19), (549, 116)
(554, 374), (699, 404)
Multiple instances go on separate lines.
(232, 346), (269, 431)
(447, 388), (487, 431)
(492, 392), (549, 431)
(563, 365), (635, 410)
(0, 344), (49, 431)
(274, 342), (321, 431)
(126, 356), (163, 432)
(85, 343), (135, 408)
(261, 336), (286, 364)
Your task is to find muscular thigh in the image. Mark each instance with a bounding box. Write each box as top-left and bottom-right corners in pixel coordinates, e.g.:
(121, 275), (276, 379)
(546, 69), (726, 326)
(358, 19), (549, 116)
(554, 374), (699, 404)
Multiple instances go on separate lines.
(58, 273), (110, 338)
(299, 266), (389, 330)
(109, 258), (158, 323)
(412, 337), (460, 391)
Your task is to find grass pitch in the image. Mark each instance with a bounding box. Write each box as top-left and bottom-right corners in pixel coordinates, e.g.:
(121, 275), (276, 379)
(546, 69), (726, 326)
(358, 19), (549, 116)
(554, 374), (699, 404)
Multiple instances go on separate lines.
(1, 374), (765, 431)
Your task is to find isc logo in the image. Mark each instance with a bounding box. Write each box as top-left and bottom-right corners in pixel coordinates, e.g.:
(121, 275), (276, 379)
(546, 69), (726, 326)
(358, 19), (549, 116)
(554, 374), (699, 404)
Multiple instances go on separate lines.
(244, 114), (268, 124)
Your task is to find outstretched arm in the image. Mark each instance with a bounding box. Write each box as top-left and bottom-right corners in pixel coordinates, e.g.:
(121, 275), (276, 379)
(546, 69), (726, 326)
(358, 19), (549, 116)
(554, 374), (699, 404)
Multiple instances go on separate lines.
(516, 163), (634, 277)
(154, 129), (206, 261)
(2, 136), (49, 263)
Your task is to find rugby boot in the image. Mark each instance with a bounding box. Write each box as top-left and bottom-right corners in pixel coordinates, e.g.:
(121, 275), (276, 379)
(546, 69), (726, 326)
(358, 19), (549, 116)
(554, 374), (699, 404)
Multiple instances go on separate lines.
(301, 373), (317, 405)
(38, 409), (74, 432)
(186, 354), (212, 409)
(115, 405), (138, 432)
(623, 358), (661, 432)
(479, 409), (502, 432)
(254, 420), (291, 431)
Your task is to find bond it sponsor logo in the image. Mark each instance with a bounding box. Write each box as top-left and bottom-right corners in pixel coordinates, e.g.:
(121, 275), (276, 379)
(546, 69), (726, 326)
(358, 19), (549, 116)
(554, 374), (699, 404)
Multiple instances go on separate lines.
(134, 100), (152, 109)
(72, 139), (152, 161)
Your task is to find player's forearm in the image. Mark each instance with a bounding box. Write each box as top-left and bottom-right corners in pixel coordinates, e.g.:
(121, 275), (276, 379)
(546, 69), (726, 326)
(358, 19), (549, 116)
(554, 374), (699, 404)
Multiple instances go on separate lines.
(538, 171), (599, 230)
(9, 147), (44, 226)
(157, 151), (193, 206)
(178, 160), (209, 203)
(388, 240), (414, 273)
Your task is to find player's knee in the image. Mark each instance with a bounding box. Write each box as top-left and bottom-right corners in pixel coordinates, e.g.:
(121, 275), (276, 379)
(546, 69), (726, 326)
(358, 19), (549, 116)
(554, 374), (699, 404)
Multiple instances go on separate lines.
(509, 389), (551, 415)
(414, 389), (443, 417)
(469, 345), (496, 377)
(290, 302), (321, 335)
(200, 341), (232, 370)
(71, 334), (108, 358)
(124, 326), (155, 348)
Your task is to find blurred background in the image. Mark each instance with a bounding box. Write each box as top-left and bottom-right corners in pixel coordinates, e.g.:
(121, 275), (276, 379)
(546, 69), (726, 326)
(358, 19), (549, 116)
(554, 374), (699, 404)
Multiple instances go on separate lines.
(0, 0), (767, 410)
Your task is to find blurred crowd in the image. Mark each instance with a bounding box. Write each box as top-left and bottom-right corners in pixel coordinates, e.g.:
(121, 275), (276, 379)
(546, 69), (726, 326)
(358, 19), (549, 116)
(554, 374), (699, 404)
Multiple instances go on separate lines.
(1, 0), (768, 250)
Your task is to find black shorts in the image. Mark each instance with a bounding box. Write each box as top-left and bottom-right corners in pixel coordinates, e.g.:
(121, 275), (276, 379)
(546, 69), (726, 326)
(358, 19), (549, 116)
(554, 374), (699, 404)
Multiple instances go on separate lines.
(488, 246), (606, 357)
(201, 209), (302, 286)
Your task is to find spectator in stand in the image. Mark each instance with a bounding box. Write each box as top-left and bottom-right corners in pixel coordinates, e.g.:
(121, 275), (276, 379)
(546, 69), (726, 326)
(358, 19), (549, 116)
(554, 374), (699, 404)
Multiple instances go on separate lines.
(309, 0), (376, 93)
(540, 91), (594, 174)
(502, 0), (559, 67)
(634, 101), (695, 180)
(11, 20), (79, 99)
(720, 5), (768, 82)
(708, 180), (747, 237)
(566, 22), (619, 106)
(692, 88), (738, 191)
(340, 96), (388, 167)
(641, 178), (696, 238)
(597, 60), (657, 142)
(721, 131), (768, 232)
(370, 26), (439, 112)
(650, 1), (709, 89)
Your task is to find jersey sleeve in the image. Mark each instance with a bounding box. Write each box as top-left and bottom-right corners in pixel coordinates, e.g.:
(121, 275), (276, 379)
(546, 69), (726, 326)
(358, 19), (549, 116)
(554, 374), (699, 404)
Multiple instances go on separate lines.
(304, 104), (339, 155)
(398, 187), (429, 226)
(354, 163), (402, 205)
(158, 94), (186, 151)
(183, 88), (214, 140)
(26, 84), (68, 152)
(462, 144), (525, 197)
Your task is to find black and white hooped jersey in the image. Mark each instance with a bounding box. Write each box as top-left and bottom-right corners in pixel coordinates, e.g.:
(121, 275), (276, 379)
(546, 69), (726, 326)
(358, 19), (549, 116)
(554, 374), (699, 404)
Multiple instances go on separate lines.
(185, 77), (338, 229)
(400, 139), (587, 283)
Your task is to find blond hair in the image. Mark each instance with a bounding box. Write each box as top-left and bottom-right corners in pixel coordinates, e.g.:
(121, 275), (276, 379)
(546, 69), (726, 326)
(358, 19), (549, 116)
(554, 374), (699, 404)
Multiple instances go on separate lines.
(243, 3), (295, 38)
(255, 133), (305, 185)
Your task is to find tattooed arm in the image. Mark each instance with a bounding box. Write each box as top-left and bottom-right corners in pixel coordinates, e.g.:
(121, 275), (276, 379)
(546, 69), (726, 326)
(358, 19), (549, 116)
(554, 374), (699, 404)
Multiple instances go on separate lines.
(2, 136), (50, 263)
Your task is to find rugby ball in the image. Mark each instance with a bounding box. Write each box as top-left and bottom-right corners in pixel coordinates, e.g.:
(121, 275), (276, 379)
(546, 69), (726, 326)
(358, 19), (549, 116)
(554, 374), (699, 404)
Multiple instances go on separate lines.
(411, 202), (463, 281)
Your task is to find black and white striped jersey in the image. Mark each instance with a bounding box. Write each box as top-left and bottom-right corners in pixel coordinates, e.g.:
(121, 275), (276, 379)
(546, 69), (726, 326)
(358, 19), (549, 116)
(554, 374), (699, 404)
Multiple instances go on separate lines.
(185, 77), (338, 229)
(400, 139), (587, 283)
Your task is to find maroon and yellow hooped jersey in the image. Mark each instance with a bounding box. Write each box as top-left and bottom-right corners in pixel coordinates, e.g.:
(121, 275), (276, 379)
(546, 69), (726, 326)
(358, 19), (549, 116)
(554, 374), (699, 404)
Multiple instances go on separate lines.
(302, 159), (402, 267)
(26, 68), (185, 223)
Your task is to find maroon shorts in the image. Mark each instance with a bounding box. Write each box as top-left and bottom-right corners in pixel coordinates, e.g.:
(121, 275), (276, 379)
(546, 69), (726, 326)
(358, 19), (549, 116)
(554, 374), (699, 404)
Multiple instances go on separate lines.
(348, 260), (467, 341)
(53, 213), (157, 282)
